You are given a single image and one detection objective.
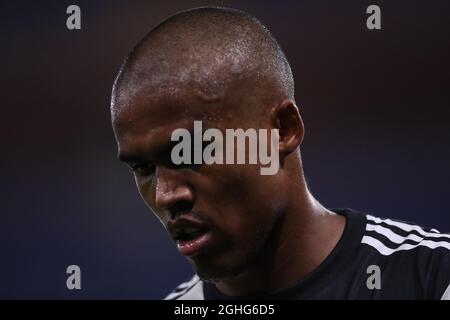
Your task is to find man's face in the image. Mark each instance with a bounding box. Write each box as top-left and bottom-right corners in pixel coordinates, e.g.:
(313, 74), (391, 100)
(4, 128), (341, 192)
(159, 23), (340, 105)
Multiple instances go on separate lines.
(113, 85), (287, 281)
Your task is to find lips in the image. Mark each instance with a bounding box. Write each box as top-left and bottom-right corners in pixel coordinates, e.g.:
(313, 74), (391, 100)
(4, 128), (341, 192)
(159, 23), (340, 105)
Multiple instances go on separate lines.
(167, 216), (212, 257)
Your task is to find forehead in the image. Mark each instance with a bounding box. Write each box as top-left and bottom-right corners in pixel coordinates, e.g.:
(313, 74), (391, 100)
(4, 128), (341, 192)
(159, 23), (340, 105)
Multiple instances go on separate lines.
(112, 85), (231, 160)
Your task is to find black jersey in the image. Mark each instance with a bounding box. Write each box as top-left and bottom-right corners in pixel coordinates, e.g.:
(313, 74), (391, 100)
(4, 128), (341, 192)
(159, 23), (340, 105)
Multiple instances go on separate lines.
(165, 208), (450, 300)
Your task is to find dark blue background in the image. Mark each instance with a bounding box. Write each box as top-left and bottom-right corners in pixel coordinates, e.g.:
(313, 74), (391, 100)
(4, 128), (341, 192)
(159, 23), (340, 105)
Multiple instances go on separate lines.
(1, 0), (449, 298)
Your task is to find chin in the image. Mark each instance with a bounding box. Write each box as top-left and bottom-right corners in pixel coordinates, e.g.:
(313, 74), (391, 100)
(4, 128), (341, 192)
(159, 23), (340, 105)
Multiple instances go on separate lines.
(190, 254), (249, 283)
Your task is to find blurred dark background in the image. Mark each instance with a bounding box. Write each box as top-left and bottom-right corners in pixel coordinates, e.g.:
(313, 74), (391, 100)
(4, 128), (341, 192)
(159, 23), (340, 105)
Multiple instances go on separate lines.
(1, 0), (449, 299)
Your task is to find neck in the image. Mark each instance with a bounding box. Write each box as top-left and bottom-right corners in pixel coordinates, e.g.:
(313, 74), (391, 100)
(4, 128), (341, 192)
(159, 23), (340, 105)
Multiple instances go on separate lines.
(214, 175), (346, 296)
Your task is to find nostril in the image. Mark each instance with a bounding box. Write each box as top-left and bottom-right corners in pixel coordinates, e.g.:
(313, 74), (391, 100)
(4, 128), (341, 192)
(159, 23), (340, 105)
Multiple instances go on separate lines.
(168, 200), (194, 221)
(154, 172), (194, 210)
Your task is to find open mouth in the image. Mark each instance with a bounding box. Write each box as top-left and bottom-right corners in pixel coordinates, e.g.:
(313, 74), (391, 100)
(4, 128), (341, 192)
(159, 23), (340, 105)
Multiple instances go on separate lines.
(168, 216), (213, 257)
(173, 227), (206, 242)
(171, 226), (212, 256)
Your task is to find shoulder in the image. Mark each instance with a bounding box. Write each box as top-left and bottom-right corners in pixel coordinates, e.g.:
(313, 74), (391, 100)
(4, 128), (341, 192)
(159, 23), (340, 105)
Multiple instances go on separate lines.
(336, 208), (449, 257)
(361, 214), (450, 256)
(164, 274), (204, 300)
(360, 213), (450, 299)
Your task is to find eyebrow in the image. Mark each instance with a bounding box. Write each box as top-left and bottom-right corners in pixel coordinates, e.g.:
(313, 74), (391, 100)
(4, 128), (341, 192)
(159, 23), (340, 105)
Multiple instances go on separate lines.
(117, 134), (192, 164)
(116, 118), (213, 163)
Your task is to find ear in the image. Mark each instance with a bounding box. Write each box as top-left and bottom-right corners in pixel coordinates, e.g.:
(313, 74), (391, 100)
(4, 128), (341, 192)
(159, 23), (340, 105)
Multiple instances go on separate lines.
(270, 99), (304, 156)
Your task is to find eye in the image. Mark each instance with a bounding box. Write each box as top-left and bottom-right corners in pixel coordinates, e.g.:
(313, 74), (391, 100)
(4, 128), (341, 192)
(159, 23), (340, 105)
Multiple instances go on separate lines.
(129, 162), (155, 177)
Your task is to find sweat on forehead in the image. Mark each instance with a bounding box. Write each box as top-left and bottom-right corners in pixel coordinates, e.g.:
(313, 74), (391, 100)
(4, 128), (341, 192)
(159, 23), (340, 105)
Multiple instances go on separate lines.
(111, 6), (294, 120)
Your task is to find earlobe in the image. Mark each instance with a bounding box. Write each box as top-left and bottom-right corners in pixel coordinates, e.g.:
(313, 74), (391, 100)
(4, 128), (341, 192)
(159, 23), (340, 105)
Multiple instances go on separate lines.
(271, 99), (304, 155)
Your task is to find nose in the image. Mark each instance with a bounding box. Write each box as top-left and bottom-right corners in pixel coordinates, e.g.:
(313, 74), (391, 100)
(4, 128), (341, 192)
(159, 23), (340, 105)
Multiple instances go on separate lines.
(154, 166), (194, 215)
